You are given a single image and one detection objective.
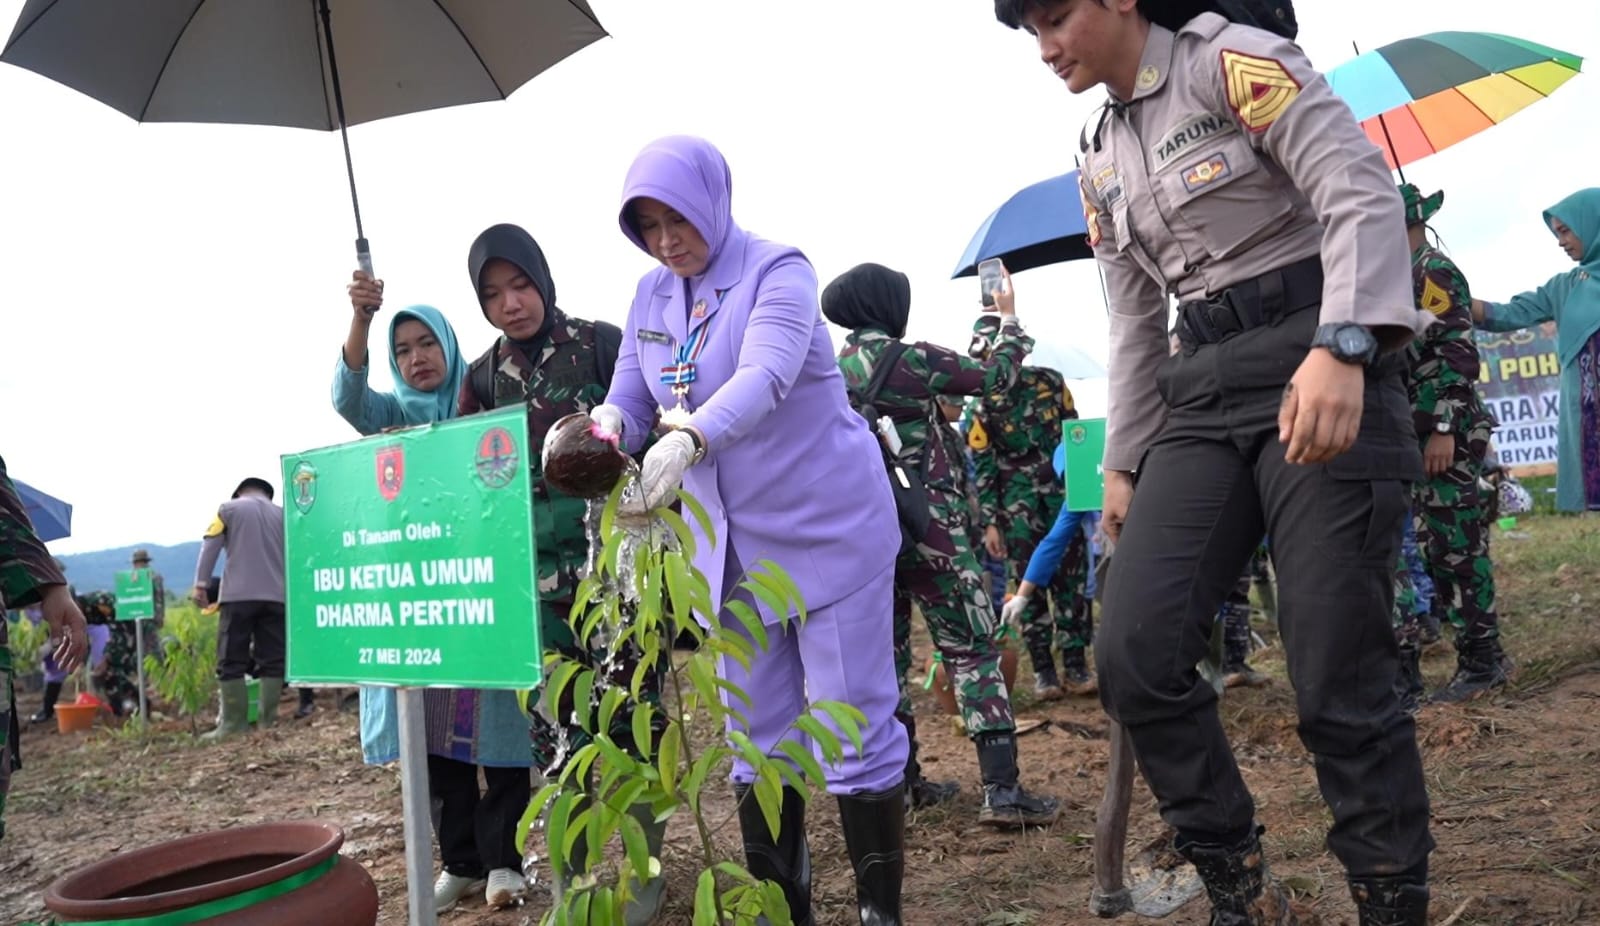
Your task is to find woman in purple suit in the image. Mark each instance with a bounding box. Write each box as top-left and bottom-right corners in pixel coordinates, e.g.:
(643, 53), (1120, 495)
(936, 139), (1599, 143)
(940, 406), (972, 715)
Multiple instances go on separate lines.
(592, 135), (908, 925)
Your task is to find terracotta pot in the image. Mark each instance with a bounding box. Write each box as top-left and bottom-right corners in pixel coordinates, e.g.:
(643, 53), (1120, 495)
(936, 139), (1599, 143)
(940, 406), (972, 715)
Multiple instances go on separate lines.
(44, 822), (378, 925)
(931, 645), (1020, 717)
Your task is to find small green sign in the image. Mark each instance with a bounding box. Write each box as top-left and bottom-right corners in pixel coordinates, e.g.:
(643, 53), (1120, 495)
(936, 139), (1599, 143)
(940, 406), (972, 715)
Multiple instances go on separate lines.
(281, 407), (541, 689)
(113, 569), (155, 621)
(1063, 418), (1107, 512)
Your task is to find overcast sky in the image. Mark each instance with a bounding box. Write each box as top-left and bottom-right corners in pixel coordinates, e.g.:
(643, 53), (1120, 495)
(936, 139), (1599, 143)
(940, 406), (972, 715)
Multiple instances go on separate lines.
(5, 0), (1594, 555)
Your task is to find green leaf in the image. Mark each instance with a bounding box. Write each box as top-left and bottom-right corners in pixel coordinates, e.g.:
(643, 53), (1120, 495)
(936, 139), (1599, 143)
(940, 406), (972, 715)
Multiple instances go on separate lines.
(742, 578), (792, 627)
(546, 790), (576, 874)
(762, 882), (795, 926)
(683, 749), (724, 815)
(631, 702), (656, 761)
(655, 506), (698, 558)
(516, 782), (560, 854)
(692, 870), (718, 926)
(794, 714), (843, 761)
(704, 634), (754, 672)
(723, 599), (769, 652)
(543, 660), (581, 727)
(597, 685), (627, 738)
(686, 653), (722, 710)
(588, 889), (612, 926)
(726, 731), (769, 772)
(571, 669), (596, 733)
(630, 645), (660, 702)
(594, 734), (638, 776)
(753, 763), (783, 840)
(678, 491), (717, 545)
(600, 479), (624, 544)
(663, 551), (695, 628)
(777, 741), (829, 791)
(619, 811), (651, 891)
(657, 723), (681, 794)
(813, 701), (867, 755)
(714, 861), (757, 884)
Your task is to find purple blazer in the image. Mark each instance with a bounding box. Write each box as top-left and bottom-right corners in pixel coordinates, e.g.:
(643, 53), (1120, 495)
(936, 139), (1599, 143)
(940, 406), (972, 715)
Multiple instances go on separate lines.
(605, 136), (898, 619)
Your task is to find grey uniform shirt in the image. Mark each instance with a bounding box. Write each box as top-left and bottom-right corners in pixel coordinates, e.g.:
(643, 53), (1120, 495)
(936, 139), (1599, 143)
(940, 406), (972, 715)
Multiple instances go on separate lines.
(1080, 13), (1432, 472)
(194, 495), (286, 604)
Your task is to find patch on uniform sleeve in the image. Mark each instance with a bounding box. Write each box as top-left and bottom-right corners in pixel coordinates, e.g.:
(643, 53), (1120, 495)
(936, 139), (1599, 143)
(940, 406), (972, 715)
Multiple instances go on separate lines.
(1221, 49), (1302, 133)
(967, 418), (990, 451)
(1079, 176), (1103, 248)
(204, 514), (225, 538)
(1420, 275), (1453, 316)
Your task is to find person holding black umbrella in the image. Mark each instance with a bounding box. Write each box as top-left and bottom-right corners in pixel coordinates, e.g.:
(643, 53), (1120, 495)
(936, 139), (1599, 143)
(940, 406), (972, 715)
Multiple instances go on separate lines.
(994, 1), (1434, 923)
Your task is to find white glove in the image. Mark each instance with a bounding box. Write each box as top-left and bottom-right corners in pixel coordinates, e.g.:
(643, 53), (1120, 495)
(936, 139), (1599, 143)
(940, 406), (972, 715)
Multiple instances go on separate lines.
(1000, 593), (1029, 630)
(635, 430), (697, 511)
(590, 404), (624, 441)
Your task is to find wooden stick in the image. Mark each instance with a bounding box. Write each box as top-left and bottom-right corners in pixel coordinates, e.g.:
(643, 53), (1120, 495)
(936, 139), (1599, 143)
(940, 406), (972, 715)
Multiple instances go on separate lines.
(1436, 898), (1472, 926)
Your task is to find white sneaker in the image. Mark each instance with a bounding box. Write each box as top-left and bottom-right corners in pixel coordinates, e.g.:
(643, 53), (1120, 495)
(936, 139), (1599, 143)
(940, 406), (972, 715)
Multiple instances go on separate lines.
(485, 868), (528, 909)
(433, 871), (484, 913)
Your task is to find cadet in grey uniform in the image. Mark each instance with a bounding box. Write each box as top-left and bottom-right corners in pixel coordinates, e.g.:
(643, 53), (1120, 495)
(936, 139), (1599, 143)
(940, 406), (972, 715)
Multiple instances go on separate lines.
(996, 3), (1434, 925)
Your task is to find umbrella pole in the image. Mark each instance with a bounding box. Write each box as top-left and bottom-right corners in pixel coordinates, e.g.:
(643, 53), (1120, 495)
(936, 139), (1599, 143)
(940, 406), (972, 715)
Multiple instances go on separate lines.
(1356, 41), (1408, 183)
(317, 0), (374, 280)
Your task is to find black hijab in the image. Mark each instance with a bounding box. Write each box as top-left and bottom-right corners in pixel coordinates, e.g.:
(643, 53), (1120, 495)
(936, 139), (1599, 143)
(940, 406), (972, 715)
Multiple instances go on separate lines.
(820, 262), (911, 339)
(467, 223), (559, 347)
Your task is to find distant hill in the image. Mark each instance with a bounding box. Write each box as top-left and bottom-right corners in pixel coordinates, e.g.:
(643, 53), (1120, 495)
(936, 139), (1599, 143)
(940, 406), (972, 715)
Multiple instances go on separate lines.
(56, 543), (224, 596)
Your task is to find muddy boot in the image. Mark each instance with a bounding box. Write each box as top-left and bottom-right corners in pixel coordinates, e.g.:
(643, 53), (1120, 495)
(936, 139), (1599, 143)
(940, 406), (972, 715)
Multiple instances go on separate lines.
(621, 802), (668, 925)
(837, 784), (905, 926)
(1221, 605), (1268, 689)
(1393, 644), (1424, 715)
(1349, 876), (1428, 926)
(898, 713), (958, 809)
(1430, 635), (1510, 704)
(1026, 638), (1062, 700)
(1418, 608), (1443, 647)
(295, 687), (316, 718)
(1060, 646), (1099, 696)
(1177, 826), (1295, 925)
(29, 680), (62, 724)
(201, 679), (250, 741)
(735, 784), (814, 926)
(975, 731), (1060, 828)
(257, 678), (284, 728)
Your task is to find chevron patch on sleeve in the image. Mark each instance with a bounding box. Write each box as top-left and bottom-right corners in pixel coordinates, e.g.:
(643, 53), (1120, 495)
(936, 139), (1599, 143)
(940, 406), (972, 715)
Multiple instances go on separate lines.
(1221, 49), (1301, 132)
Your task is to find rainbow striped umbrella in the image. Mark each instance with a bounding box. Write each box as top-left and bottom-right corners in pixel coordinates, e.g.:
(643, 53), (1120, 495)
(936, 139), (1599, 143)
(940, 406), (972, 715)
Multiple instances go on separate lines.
(1326, 32), (1583, 172)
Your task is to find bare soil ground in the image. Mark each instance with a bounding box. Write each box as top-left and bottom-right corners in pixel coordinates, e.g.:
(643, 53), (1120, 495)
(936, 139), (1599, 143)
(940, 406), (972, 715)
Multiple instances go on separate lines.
(3, 515), (1597, 925)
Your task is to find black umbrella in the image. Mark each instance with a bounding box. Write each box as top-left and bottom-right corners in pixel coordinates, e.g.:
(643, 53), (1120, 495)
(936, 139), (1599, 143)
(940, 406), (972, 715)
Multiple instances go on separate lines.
(2, 0), (606, 273)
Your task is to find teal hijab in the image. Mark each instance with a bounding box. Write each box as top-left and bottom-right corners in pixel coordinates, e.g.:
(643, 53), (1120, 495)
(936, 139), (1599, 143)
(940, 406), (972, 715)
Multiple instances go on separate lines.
(388, 304), (466, 424)
(1545, 187), (1600, 271)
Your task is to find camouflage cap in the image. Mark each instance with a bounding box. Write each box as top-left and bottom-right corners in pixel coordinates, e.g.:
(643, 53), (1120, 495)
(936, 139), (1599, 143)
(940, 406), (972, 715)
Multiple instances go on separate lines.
(131, 548), (151, 564)
(1399, 183), (1443, 226)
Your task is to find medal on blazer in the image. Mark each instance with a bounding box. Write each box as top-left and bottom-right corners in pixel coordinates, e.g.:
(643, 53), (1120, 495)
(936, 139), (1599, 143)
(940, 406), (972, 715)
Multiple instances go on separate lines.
(659, 291), (721, 429)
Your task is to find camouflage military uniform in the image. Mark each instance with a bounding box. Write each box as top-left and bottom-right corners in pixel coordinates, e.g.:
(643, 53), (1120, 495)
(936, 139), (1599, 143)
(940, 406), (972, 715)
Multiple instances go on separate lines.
(1, 455), (72, 842)
(459, 308), (661, 770)
(968, 318), (1092, 681)
(84, 592), (140, 716)
(840, 326), (1031, 735)
(1407, 243), (1507, 693)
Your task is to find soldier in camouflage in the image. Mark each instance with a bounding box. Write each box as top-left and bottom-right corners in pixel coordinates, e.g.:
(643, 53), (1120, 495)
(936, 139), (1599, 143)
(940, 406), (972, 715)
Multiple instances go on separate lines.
(0, 454), (90, 842)
(457, 224), (666, 915)
(1389, 513), (1432, 712)
(85, 591), (141, 717)
(824, 262), (1060, 828)
(967, 319), (1094, 698)
(131, 549), (165, 667)
(1400, 184), (1511, 703)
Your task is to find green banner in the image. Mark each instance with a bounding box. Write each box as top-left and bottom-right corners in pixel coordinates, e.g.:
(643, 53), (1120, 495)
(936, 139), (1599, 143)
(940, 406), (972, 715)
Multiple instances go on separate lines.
(281, 407), (541, 689)
(1063, 418), (1106, 512)
(113, 569), (155, 621)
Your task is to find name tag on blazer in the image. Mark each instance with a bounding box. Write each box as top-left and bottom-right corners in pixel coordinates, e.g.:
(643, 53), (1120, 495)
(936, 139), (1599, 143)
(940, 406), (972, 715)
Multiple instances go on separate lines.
(637, 329), (671, 345)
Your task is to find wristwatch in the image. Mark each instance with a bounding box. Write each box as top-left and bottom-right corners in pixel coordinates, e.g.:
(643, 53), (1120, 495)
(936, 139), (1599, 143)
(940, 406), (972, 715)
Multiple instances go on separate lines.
(1434, 419), (1451, 435)
(1310, 323), (1378, 366)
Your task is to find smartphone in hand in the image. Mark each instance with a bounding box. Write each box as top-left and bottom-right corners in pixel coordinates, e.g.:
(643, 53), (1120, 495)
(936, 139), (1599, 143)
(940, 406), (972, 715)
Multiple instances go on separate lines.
(978, 258), (1005, 309)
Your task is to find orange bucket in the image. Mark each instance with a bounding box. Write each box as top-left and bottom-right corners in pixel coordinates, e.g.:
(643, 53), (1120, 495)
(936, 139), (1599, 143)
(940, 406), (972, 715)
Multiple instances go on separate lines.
(55, 702), (97, 733)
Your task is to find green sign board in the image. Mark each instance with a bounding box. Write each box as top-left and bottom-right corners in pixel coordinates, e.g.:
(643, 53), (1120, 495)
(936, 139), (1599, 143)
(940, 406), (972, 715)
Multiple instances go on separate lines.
(113, 569), (156, 621)
(1063, 418), (1106, 512)
(281, 407), (540, 689)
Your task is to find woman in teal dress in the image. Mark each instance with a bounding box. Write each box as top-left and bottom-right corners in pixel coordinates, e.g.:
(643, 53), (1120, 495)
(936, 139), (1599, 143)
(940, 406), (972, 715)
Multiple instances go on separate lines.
(1474, 188), (1600, 512)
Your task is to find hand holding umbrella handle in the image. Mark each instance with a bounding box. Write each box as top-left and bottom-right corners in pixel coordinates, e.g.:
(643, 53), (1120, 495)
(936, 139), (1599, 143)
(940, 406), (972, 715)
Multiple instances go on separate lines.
(356, 237), (378, 316)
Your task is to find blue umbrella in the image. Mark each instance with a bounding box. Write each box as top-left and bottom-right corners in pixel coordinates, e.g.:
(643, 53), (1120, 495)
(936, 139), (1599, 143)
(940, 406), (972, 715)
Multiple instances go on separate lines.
(1029, 340), (1107, 380)
(952, 170), (1093, 278)
(14, 477), (72, 542)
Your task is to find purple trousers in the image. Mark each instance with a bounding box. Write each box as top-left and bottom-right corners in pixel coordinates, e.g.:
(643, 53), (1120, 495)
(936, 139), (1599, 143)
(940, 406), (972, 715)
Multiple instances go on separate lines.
(716, 562), (908, 794)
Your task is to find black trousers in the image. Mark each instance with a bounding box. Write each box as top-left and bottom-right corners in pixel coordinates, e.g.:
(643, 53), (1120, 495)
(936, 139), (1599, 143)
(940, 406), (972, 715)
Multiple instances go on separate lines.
(217, 601), (285, 681)
(1098, 309), (1435, 878)
(428, 754), (531, 877)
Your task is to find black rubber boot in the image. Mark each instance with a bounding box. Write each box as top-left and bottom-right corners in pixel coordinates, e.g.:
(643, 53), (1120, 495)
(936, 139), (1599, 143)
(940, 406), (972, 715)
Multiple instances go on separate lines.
(837, 783), (906, 926)
(29, 680), (62, 724)
(734, 784), (814, 926)
(1060, 645), (1099, 695)
(975, 731), (1059, 828)
(1394, 644), (1424, 715)
(1430, 635), (1511, 703)
(1177, 826), (1295, 925)
(898, 713), (958, 809)
(1025, 637), (1062, 700)
(294, 687), (317, 718)
(1349, 876), (1428, 926)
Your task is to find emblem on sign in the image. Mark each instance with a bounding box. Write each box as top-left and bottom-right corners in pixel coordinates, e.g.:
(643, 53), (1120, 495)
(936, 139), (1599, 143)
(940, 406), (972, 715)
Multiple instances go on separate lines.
(475, 427), (520, 489)
(291, 461), (318, 514)
(1070, 424), (1088, 445)
(376, 446), (404, 502)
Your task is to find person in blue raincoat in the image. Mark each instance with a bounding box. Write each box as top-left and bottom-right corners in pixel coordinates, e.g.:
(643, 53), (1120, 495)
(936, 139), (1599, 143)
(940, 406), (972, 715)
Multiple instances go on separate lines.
(1473, 188), (1600, 512)
(332, 273), (533, 913)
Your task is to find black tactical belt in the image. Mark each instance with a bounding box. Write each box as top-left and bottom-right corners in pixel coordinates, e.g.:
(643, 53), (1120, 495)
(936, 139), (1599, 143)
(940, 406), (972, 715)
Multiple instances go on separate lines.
(1176, 256), (1323, 347)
